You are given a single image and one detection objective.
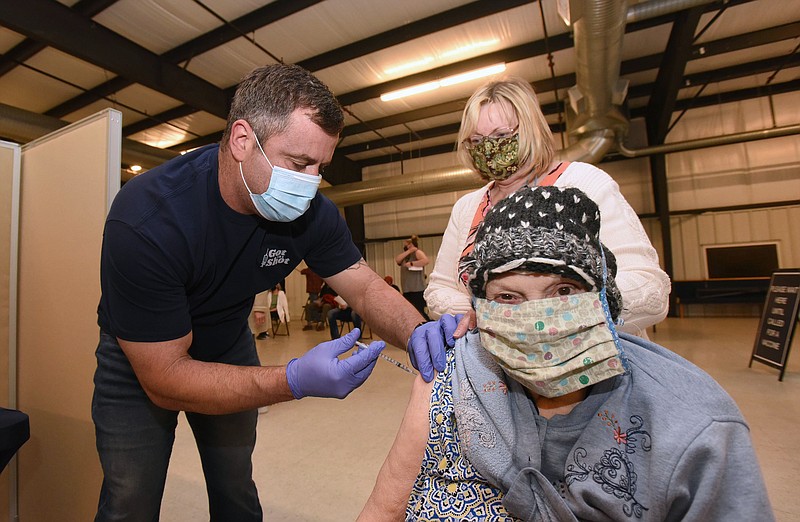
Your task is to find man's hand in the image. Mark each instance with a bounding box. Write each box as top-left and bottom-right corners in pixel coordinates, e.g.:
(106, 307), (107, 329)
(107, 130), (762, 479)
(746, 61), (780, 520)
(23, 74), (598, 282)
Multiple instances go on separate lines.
(407, 314), (462, 382)
(285, 329), (385, 399)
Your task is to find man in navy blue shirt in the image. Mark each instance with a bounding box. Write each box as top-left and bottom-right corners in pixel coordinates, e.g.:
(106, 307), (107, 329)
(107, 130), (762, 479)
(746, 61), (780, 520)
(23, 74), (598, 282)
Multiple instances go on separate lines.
(93, 63), (458, 520)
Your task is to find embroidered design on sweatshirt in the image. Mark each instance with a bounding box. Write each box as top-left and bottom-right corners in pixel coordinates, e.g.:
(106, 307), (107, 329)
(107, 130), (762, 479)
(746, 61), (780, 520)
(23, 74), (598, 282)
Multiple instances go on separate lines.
(564, 412), (652, 518)
(455, 377), (498, 449)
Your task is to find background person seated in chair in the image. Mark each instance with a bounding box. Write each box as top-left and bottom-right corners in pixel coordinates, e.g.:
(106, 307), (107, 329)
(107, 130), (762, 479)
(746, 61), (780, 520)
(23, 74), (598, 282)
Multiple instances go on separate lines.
(249, 290), (270, 340)
(359, 186), (773, 521)
(327, 295), (362, 340)
(315, 282), (338, 331)
(384, 275), (401, 293)
(300, 266), (324, 330)
(267, 284), (290, 335)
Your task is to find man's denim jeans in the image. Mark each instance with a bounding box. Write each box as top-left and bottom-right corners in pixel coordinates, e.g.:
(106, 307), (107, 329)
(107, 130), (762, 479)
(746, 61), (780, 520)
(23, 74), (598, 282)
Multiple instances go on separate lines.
(92, 331), (262, 521)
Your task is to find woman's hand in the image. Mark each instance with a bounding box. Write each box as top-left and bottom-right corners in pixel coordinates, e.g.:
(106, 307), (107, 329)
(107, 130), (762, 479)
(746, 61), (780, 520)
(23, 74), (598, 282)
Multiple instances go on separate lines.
(453, 309), (476, 338)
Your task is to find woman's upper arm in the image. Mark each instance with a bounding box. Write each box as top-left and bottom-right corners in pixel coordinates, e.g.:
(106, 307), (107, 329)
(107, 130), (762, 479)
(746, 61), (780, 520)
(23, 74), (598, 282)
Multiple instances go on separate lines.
(565, 167), (671, 332)
(359, 375), (434, 521)
(424, 196), (474, 318)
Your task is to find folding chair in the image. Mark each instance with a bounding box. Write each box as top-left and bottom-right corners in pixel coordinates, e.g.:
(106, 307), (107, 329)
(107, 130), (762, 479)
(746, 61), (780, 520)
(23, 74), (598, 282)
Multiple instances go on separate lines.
(360, 321), (373, 340)
(336, 317), (353, 335)
(271, 310), (290, 336)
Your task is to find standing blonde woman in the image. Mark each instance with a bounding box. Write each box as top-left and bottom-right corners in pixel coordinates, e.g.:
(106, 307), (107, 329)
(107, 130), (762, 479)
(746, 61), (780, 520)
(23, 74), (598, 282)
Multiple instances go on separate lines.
(424, 76), (670, 337)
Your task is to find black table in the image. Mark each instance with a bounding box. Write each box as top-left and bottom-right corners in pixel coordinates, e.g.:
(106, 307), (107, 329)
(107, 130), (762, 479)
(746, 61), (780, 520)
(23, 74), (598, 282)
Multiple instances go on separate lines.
(0, 407), (29, 472)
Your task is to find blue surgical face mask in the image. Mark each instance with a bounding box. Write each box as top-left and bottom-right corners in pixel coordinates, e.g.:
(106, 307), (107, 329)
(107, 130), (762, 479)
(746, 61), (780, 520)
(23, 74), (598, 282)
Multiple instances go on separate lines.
(238, 130), (321, 222)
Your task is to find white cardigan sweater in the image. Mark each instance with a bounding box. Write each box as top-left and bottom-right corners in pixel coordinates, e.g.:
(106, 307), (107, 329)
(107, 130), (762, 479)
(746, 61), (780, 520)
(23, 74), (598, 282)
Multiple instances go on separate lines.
(424, 162), (671, 337)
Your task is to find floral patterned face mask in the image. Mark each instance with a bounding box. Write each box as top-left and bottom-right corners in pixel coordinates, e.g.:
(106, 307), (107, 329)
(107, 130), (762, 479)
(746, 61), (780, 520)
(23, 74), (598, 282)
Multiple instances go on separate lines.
(474, 290), (626, 398)
(467, 133), (520, 181)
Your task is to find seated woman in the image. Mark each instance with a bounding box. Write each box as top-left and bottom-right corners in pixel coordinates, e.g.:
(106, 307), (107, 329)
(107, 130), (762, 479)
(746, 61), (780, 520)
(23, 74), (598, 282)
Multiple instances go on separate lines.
(359, 186), (773, 521)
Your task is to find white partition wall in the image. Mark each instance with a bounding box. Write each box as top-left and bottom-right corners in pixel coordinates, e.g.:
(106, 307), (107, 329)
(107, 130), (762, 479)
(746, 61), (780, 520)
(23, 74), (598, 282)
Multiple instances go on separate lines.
(0, 140), (21, 522)
(16, 109), (120, 520)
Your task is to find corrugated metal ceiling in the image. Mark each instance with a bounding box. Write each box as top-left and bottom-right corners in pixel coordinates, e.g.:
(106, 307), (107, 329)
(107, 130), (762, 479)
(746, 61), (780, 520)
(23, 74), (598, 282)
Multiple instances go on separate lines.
(0, 0), (798, 183)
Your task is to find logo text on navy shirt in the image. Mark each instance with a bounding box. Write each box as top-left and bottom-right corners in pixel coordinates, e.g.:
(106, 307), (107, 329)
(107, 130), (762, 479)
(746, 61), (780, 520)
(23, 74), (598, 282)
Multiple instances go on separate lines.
(261, 249), (290, 268)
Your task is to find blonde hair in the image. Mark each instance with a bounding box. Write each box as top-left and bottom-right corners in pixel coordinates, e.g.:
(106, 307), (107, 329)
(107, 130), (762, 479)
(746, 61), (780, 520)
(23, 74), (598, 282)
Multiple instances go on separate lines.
(456, 76), (555, 179)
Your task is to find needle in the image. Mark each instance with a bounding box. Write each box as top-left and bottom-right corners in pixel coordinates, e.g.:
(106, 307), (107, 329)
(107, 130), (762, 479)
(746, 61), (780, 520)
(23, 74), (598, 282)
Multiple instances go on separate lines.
(355, 341), (416, 375)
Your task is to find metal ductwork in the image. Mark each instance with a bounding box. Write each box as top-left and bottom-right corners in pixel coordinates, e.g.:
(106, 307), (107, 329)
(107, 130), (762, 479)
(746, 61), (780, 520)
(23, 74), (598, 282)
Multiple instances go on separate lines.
(626, 0), (717, 24)
(323, 166), (483, 209)
(323, 0), (630, 207)
(617, 123), (800, 157)
(320, 0), (784, 208)
(2, 0), (782, 203)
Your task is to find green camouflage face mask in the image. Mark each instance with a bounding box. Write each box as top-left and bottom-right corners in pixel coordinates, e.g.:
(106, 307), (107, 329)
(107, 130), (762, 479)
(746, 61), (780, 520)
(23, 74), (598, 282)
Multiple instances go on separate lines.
(468, 134), (520, 180)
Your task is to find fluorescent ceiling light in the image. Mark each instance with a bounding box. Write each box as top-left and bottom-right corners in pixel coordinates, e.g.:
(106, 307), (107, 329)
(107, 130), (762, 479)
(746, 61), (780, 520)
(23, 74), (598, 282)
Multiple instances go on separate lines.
(383, 40), (500, 77)
(381, 63), (506, 102)
(440, 63), (507, 86)
(380, 81), (441, 102)
(384, 56), (434, 75)
(440, 39), (499, 58)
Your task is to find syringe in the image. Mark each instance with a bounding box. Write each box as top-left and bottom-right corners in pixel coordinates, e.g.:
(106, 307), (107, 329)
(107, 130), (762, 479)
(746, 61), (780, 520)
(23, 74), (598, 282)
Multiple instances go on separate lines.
(355, 341), (416, 375)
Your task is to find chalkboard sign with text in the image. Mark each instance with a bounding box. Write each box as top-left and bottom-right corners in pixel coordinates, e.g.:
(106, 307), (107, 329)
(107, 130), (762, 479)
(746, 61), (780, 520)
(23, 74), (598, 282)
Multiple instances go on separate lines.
(750, 269), (800, 381)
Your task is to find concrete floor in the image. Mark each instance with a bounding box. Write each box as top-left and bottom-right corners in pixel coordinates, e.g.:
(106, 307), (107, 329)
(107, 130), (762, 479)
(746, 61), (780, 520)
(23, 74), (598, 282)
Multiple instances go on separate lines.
(161, 316), (800, 521)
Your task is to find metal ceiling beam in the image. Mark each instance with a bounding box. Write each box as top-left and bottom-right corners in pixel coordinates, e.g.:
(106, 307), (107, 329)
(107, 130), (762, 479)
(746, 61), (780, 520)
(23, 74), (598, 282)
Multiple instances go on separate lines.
(644, 5), (704, 294)
(171, 23), (800, 156)
(342, 32), (799, 149)
(0, 0), (119, 77)
(122, 105), (199, 138)
(692, 21), (800, 58)
(629, 78), (800, 118)
(146, 2), (776, 139)
(336, 35), (573, 107)
(40, 0), (533, 137)
(340, 12), (793, 135)
(627, 54), (800, 100)
(683, 54), (800, 87)
(356, 144), (458, 168)
(46, 76), (131, 119)
(341, 100), (468, 137)
(359, 73), (798, 168)
(298, 0), (534, 72)
(349, 121), (568, 166)
(0, 0), (230, 118)
(339, 105), (567, 156)
(44, 0), (323, 118)
(110, 0), (763, 143)
(353, 78), (800, 168)
(343, 62), (800, 166)
(337, 123), (462, 156)
(163, 0), (323, 63)
(333, 0), (757, 107)
(169, 131), (224, 153)
(646, 6), (703, 142)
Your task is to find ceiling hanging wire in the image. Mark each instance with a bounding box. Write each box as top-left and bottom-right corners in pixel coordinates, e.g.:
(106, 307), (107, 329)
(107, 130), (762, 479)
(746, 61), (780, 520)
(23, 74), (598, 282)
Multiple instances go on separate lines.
(340, 105), (406, 173)
(537, 0), (565, 149)
(665, 83), (708, 135)
(692, 5), (728, 43)
(402, 123), (424, 162)
(764, 40), (800, 128)
(191, 0), (284, 64)
(341, 106), (404, 156)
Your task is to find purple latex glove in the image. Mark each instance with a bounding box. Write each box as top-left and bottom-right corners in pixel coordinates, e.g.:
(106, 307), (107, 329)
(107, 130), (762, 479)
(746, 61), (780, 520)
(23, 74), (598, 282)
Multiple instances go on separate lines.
(407, 314), (462, 382)
(285, 329), (385, 399)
